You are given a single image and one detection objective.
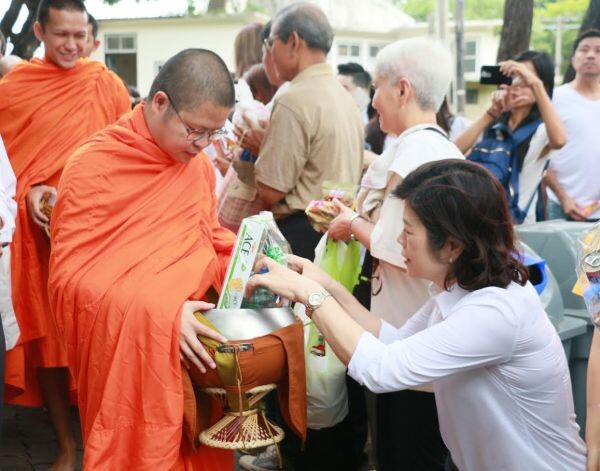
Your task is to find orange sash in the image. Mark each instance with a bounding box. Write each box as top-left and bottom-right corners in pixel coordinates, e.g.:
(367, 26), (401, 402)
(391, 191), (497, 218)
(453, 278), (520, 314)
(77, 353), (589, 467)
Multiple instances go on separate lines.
(0, 58), (130, 405)
(49, 104), (235, 469)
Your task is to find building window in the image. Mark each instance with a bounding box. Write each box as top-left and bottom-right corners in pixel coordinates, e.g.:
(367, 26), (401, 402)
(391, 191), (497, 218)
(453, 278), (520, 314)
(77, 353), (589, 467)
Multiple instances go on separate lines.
(369, 45), (382, 58)
(464, 39), (477, 74)
(338, 43), (361, 59)
(466, 88), (479, 104)
(105, 33), (137, 87)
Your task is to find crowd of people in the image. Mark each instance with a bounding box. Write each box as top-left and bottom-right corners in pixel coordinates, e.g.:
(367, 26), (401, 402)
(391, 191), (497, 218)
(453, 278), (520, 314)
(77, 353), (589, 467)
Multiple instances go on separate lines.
(0, 0), (599, 470)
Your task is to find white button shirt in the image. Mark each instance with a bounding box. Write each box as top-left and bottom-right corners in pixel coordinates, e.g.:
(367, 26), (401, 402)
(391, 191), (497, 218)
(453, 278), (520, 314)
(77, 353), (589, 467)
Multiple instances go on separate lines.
(348, 281), (586, 470)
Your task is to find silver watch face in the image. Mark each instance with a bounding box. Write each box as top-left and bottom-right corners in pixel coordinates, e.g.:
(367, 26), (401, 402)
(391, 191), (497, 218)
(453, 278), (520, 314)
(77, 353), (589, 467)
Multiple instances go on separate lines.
(307, 292), (325, 308)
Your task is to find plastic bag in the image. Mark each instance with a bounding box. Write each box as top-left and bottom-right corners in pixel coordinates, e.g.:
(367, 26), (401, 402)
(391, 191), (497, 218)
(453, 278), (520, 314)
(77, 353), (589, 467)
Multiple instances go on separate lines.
(302, 234), (361, 429)
(218, 211), (290, 309)
(574, 222), (600, 327)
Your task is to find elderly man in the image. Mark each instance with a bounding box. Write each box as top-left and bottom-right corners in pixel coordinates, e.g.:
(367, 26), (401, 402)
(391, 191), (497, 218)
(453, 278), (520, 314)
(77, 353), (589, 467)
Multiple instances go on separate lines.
(49, 49), (236, 470)
(255, 2), (363, 261)
(545, 29), (600, 221)
(0, 0), (130, 468)
(328, 37), (465, 471)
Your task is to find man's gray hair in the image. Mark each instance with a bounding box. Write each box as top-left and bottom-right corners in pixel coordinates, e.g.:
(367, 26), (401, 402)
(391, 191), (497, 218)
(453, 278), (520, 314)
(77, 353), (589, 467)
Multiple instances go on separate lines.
(273, 2), (333, 54)
(375, 38), (452, 111)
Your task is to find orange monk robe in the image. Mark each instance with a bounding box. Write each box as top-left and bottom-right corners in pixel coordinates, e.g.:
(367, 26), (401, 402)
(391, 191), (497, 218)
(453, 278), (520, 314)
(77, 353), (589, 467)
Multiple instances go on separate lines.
(48, 104), (236, 470)
(0, 58), (131, 405)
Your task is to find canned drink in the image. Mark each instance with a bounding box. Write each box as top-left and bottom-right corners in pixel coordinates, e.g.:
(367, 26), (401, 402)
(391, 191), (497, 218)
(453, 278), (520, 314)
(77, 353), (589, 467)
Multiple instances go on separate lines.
(583, 251), (600, 285)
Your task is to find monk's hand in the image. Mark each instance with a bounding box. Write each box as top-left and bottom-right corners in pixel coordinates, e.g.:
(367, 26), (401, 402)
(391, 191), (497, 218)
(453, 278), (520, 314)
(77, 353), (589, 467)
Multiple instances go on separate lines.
(247, 257), (324, 306)
(27, 185), (56, 230)
(179, 300), (227, 373)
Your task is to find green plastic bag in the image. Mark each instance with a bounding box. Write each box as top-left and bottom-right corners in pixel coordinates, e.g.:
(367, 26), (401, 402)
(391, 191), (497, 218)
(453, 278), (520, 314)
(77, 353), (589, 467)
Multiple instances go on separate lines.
(318, 236), (362, 293)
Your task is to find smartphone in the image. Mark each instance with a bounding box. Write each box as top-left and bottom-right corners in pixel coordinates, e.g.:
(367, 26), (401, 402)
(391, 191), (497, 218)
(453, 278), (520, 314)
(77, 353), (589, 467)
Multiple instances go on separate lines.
(480, 65), (512, 85)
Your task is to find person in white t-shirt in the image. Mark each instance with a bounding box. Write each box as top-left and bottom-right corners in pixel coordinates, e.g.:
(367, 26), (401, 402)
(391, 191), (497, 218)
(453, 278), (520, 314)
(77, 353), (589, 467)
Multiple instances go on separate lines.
(247, 159), (587, 471)
(328, 37), (463, 470)
(0, 134), (18, 436)
(546, 29), (600, 221)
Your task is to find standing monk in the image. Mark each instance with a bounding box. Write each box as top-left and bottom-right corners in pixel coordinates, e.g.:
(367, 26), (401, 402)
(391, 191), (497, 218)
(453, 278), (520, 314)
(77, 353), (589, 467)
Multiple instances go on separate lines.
(49, 49), (236, 470)
(0, 0), (130, 469)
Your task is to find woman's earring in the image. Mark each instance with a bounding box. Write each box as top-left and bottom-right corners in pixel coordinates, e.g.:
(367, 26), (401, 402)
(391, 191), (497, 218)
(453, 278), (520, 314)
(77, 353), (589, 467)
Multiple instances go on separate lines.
(449, 256), (454, 264)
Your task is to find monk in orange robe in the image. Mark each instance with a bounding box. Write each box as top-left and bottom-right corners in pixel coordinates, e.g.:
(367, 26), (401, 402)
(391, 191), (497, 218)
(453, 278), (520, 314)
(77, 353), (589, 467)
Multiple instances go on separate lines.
(49, 49), (237, 470)
(0, 0), (130, 468)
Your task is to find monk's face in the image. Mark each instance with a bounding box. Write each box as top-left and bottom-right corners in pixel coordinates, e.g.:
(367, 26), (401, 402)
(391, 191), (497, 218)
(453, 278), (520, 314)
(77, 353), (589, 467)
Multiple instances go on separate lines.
(149, 92), (231, 164)
(33, 8), (87, 69)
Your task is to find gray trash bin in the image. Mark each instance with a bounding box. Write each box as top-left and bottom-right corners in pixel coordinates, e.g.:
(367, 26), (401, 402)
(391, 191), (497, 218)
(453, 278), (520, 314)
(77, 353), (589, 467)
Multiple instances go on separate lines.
(518, 222), (595, 436)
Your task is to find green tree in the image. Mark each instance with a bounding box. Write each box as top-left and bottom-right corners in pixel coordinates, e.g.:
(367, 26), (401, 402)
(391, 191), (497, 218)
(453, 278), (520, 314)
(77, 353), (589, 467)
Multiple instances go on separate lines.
(394, 0), (505, 22)
(531, 1), (586, 78)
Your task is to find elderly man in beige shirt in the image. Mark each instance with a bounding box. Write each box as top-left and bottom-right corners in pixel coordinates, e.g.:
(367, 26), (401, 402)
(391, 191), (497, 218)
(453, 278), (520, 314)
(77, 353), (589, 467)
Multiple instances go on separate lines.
(255, 2), (363, 261)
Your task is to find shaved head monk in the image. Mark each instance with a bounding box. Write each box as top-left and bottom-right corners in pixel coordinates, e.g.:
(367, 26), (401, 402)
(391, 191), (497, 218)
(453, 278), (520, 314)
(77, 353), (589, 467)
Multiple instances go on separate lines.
(0, 0), (130, 468)
(49, 49), (237, 469)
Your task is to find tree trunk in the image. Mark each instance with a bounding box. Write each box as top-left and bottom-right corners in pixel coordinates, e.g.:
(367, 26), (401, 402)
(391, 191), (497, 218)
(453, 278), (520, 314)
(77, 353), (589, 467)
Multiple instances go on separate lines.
(207, 0), (226, 12)
(496, 0), (534, 62)
(1, 0), (40, 59)
(563, 0), (600, 83)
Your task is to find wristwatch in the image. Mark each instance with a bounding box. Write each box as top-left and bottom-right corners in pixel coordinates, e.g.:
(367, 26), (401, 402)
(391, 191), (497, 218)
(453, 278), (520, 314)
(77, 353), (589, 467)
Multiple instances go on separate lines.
(305, 291), (332, 318)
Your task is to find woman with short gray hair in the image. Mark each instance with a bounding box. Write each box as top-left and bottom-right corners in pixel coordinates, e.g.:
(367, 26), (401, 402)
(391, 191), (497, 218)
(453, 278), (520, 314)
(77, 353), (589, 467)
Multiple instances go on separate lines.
(329, 37), (464, 470)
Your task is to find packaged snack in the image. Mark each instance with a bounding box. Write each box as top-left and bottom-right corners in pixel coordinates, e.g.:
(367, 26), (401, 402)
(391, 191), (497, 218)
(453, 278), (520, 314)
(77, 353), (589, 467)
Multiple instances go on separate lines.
(305, 181), (358, 232)
(218, 211), (291, 309)
(574, 223), (600, 327)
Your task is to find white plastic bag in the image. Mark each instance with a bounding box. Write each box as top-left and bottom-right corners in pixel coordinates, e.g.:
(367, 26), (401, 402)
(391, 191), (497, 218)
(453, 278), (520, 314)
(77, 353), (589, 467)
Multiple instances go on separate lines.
(299, 234), (349, 429)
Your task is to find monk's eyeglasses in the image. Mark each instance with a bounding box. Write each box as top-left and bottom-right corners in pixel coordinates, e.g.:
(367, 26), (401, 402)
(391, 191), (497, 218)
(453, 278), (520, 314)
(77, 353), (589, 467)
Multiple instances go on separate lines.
(164, 91), (226, 144)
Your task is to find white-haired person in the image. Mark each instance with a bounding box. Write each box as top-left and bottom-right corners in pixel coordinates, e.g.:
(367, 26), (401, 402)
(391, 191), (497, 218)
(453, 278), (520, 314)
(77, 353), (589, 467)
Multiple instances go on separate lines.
(248, 159), (587, 471)
(328, 37), (464, 469)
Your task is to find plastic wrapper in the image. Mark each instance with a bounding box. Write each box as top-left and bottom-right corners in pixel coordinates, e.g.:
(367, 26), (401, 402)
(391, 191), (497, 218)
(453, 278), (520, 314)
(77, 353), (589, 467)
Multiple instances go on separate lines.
(218, 211), (291, 309)
(305, 181), (358, 232)
(574, 222), (600, 328)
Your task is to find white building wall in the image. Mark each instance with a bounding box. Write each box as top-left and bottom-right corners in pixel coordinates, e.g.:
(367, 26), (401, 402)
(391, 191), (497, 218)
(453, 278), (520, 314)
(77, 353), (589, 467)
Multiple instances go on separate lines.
(92, 17), (253, 96)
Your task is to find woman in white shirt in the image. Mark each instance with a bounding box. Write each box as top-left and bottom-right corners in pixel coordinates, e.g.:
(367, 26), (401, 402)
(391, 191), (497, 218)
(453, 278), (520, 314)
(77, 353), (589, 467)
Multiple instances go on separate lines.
(248, 159), (586, 470)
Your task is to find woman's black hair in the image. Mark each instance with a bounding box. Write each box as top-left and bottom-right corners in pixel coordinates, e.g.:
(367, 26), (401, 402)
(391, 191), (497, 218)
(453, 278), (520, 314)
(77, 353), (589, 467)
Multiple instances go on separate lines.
(514, 50), (555, 98)
(393, 159), (529, 292)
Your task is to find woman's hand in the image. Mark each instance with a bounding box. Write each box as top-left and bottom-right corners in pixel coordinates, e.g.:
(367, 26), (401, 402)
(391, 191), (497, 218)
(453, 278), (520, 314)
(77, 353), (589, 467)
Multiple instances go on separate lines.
(27, 185), (56, 230)
(179, 300), (227, 373)
(286, 254), (337, 291)
(488, 87), (510, 118)
(499, 60), (543, 89)
(327, 199), (357, 241)
(247, 257), (325, 306)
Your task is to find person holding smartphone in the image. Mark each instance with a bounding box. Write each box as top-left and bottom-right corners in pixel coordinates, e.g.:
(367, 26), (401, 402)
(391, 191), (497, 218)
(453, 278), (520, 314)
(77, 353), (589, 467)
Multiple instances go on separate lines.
(454, 51), (566, 224)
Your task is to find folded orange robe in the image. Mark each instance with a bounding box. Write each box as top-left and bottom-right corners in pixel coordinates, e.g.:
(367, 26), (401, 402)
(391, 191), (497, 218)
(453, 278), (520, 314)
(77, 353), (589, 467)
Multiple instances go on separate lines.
(48, 104), (236, 470)
(0, 58), (130, 405)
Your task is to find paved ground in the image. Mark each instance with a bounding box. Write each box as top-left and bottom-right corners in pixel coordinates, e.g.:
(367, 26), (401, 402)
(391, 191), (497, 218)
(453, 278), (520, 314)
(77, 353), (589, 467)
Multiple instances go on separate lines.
(0, 405), (83, 470)
(0, 405), (374, 470)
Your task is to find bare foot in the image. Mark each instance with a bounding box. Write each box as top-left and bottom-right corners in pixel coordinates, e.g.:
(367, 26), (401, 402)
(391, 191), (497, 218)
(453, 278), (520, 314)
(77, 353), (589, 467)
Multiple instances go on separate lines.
(49, 440), (77, 471)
